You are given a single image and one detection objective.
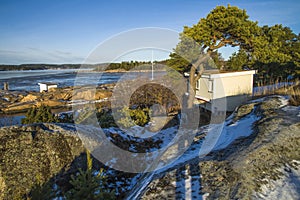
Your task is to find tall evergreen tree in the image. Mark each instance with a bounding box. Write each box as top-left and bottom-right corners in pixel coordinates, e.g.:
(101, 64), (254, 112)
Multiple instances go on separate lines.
(168, 5), (260, 107)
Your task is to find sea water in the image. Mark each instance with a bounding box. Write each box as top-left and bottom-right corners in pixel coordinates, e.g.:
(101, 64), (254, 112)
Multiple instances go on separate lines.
(0, 69), (123, 91)
(0, 69), (166, 91)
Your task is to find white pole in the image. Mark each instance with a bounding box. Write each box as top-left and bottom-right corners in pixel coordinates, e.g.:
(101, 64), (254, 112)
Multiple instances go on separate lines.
(151, 50), (154, 81)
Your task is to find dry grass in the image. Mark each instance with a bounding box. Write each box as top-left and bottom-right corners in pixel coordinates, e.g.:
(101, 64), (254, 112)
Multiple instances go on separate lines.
(272, 79), (300, 106)
(253, 79), (300, 106)
(254, 79), (291, 96)
(285, 84), (300, 106)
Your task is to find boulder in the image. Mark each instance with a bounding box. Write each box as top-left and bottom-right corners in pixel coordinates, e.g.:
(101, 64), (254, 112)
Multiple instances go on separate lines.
(20, 94), (39, 102)
(3, 102), (35, 113)
(36, 100), (66, 107)
(0, 124), (86, 199)
(73, 89), (112, 101)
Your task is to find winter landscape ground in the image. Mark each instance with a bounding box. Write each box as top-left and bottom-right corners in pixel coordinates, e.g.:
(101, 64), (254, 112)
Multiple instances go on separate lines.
(1, 1), (300, 200)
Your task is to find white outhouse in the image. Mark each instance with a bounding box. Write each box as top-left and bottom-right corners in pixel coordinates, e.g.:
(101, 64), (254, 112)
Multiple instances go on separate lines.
(38, 82), (58, 92)
(195, 70), (256, 112)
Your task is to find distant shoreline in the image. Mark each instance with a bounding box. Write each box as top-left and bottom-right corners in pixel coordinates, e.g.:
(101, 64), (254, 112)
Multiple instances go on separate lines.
(89, 69), (167, 73)
(0, 68), (167, 73)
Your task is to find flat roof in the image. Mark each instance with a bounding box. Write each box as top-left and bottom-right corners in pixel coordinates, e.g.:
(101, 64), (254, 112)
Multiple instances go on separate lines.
(38, 82), (58, 85)
(201, 70), (256, 79)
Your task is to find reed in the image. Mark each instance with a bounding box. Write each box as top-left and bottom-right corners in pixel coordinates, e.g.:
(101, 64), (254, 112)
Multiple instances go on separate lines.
(288, 84), (300, 106)
(254, 77), (293, 96)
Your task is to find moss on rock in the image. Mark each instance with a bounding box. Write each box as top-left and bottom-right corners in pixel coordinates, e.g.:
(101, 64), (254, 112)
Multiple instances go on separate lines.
(0, 123), (85, 199)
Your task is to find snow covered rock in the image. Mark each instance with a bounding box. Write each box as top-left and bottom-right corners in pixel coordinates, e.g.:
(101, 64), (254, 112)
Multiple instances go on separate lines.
(140, 96), (300, 200)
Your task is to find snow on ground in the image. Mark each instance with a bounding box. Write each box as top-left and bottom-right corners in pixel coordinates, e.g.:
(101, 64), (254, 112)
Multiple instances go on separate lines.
(73, 95), (292, 199)
(211, 111), (260, 151)
(173, 165), (202, 200)
(282, 106), (300, 118)
(254, 161), (300, 200)
(126, 97), (288, 199)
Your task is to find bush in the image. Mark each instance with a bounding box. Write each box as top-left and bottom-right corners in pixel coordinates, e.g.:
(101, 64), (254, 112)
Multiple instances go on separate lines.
(65, 151), (115, 200)
(117, 106), (151, 128)
(29, 180), (56, 200)
(22, 105), (58, 124)
(96, 110), (117, 128)
(130, 107), (151, 127)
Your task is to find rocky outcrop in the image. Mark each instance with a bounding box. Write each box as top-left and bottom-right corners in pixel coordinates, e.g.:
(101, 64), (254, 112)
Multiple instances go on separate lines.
(141, 96), (300, 200)
(0, 96), (299, 200)
(20, 94), (39, 102)
(0, 123), (86, 199)
(0, 122), (145, 199)
(0, 84), (113, 113)
(0, 171), (5, 200)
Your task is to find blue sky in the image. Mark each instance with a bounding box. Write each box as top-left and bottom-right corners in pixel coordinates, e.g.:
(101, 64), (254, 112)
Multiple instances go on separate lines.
(0, 0), (299, 64)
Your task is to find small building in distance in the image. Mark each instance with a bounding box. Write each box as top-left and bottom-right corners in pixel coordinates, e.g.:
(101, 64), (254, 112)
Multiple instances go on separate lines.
(38, 82), (58, 92)
(195, 70), (256, 112)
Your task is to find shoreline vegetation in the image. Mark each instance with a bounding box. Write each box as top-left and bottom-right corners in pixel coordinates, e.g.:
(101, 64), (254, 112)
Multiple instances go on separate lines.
(0, 60), (168, 72)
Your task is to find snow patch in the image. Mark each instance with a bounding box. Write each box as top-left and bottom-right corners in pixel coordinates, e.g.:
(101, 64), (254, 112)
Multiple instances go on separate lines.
(213, 112), (259, 151)
(74, 95), (292, 199)
(254, 161), (300, 200)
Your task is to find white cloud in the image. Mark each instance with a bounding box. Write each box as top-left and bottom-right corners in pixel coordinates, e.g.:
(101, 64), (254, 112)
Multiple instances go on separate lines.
(0, 47), (84, 64)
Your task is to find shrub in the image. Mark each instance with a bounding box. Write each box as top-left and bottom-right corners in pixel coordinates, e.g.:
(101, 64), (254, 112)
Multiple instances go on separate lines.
(29, 180), (56, 200)
(65, 151), (114, 200)
(130, 107), (151, 127)
(96, 110), (117, 128)
(22, 105), (58, 124)
(117, 106), (151, 128)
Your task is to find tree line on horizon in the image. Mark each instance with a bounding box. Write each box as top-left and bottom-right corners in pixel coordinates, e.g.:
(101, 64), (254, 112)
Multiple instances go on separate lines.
(93, 60), (168, 71)
(0, 64), (84, 71)
(0, 61), (169, 71)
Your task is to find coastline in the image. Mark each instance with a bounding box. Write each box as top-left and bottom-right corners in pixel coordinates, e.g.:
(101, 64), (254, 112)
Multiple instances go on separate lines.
(79, 69), (167, 73)
(0, 83), (114, 115)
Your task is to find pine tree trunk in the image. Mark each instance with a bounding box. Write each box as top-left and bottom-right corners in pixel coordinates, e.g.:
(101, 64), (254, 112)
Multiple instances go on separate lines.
(187, 53), (211, 108)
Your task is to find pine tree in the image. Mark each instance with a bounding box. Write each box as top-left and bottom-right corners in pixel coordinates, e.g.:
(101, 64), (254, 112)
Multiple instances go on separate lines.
(29, 181), (56, 200)
(22, 104), (58, 124)
(65, 151), (115, 200)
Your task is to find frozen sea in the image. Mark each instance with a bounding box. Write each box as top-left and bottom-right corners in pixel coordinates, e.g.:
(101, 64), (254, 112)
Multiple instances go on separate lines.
(0, 69), (125, 91)
(0, 69), (166, 91)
